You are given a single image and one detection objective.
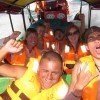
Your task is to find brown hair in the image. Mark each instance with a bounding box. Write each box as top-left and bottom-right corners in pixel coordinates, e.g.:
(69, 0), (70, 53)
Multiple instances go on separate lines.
(26, 28), (38, 38)
(65, 23), (80, 36)
(84, 26), (100, 43)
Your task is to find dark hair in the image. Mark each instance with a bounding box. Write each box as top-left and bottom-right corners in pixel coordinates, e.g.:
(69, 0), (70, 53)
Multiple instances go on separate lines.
(53, 28), (64, 36)
(54, 29), (64, 34)
(36, 23), (45, 29)
(40, 51), (63, 67)
(74, 13), (80, 20)
(84, 26), (100, 43)
(26, 28), (38, 38)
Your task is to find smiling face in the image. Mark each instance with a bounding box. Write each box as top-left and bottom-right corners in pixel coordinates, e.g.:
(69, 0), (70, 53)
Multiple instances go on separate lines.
(37, 58), (62, 89)
(87, 32), (100, 59)
(26, 32), (38, 48)
(54, 30), (64, 41)
(67, 27), (80, 44)
(37, 25), (45, 37)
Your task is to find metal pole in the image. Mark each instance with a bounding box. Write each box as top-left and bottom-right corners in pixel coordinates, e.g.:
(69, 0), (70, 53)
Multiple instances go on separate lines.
(80, 0), (82, 14)
(88, 4), (92, 28)
(8, 13), (14, 32)
(27, 6), (32, 24)
(22, 9), (26, 31)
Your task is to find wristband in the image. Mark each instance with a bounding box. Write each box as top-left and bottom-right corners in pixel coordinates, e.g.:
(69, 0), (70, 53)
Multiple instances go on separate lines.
(72, 92), (81, 98)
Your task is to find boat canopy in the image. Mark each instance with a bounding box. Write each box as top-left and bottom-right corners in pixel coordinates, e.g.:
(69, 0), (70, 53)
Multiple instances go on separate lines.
(0, 0), (36, 13)
(0, 0), (100, 13)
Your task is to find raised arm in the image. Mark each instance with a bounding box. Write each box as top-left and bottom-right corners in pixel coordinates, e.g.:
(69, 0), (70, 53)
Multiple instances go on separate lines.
(64, 62), (97, 100)
(0, 39), (26, 79)
(0, 39), (23, 62)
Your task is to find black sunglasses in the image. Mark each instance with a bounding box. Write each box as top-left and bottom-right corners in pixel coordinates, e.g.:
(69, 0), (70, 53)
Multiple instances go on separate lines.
(67, 30), (80, 36)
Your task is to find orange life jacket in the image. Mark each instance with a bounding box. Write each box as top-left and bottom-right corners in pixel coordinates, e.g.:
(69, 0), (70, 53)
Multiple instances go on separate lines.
(43, 33), (55, 50)
(64, 42), (88, 74)
(49, 39), (66, 54)
(4, 45), (26, 66)
(4, 45), (41, 66)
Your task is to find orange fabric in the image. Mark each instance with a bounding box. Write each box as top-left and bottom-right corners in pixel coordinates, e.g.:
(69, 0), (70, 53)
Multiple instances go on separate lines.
(64, 42), (88, 74)
(35, 1), (43, 13)
(33, 47), (41, 59)
(43, 35), (55, 50)
(44, 30), (55, 42)
(64, 43), (88, 61)
(64, 46), (75, 61)
(5, 45), (26, 66)
(58, 0), (69, 14)
(50, 40), (66, 54)
(82, 78), (98, 100)
(5, 45), (41, 66)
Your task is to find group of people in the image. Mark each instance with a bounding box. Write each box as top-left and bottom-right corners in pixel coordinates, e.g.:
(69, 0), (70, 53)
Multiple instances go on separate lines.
(0, 17), (100, 100)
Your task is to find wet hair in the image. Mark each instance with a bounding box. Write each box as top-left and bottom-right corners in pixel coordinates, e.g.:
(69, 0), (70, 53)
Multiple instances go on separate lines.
(39, 51), (63, 67)
(26, 28), (38, 38)
(84, 26), (100, 43)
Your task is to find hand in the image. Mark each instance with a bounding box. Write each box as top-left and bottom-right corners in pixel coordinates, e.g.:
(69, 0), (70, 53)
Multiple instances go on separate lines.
(71, 62), (98, 91)
(4, 39), (23, 53)
(78, 14), (85, 21)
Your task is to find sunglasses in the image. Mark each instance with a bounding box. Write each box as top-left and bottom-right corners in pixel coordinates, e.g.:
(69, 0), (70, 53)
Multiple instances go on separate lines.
(67, 30), (79, 36)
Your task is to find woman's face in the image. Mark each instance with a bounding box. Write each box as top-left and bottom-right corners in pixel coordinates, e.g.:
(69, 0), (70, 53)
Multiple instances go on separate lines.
(67, 27), (79, 44)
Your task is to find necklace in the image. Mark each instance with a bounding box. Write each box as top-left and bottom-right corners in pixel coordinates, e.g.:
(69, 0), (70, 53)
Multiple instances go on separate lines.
(95, 64), (100, 73)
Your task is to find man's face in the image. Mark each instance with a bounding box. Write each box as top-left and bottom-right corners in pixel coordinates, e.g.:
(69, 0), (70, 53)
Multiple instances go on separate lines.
(54, 30), (64, 41)
(37, 59), (62, 89)
(26, 33), (38, 47)
(37, 26), (45, 37)
(87, 32), (100, 59)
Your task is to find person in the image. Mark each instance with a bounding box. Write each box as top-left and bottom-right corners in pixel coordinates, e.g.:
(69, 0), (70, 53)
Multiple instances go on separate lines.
(24, 28), (41, 64)
(4, 28), (41, 66)
(36, 24), (46, 50)
(77, 26), (100, 100)
(63, 23), (88, 74)
(43, 20), (51, 35)
(74, 13), (85, 35)
(0, 39), (23, 62)
(0, 44), (67, 99)
(3, 31), (25, 65)
(0, 39), (95, 100)
(57, 0), (69, 15)
(50, 29), (66, 54)
(36, 23), (55, 52)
